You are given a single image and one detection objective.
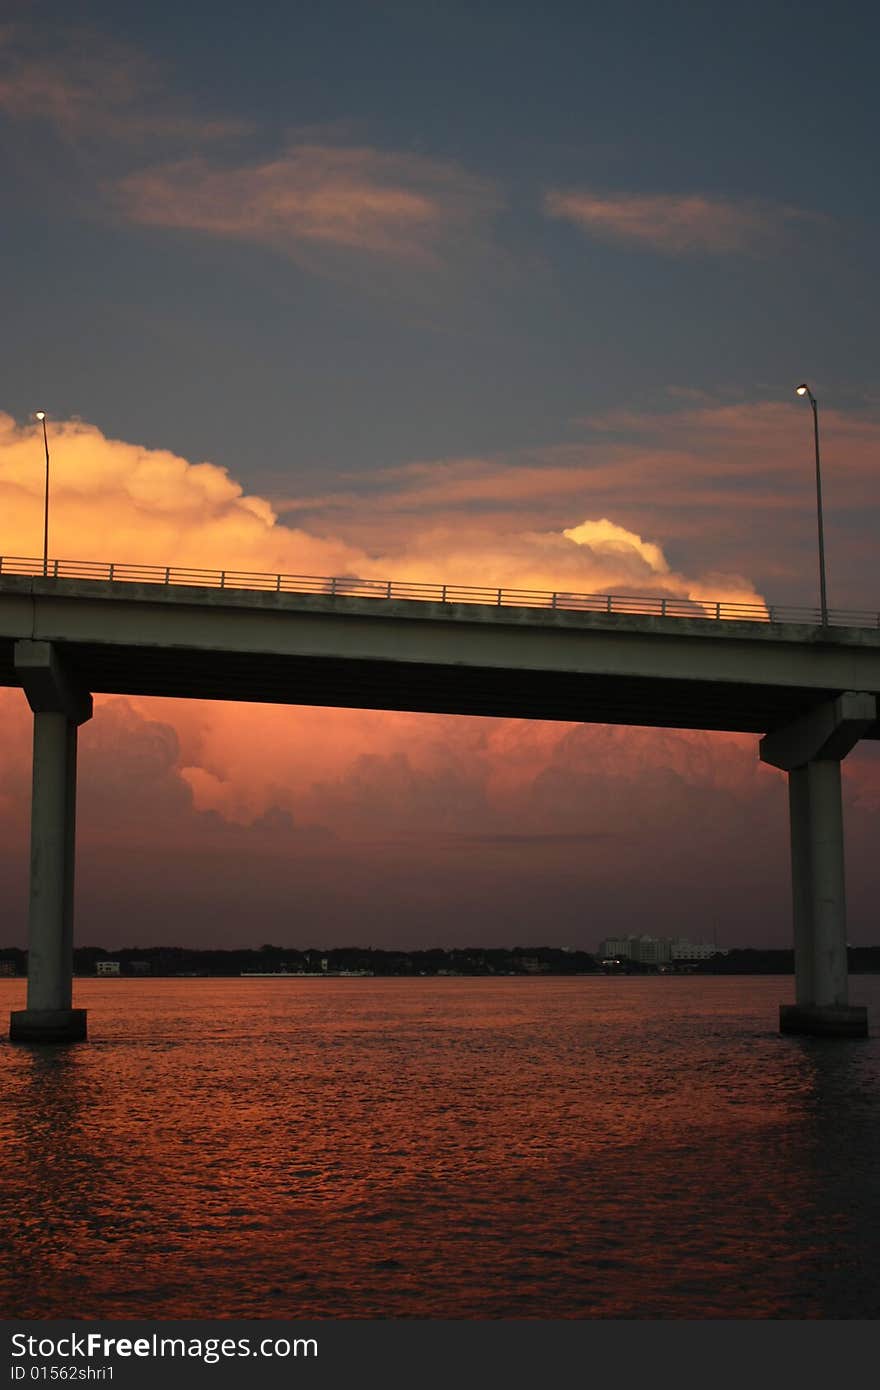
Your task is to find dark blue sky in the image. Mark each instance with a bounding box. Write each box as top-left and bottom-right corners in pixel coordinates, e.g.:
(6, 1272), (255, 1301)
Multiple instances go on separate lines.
(2, 0), (878, 507)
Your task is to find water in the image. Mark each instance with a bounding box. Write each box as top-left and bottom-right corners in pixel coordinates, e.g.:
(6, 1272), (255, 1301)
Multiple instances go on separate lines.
(1, 975), (879, 1319)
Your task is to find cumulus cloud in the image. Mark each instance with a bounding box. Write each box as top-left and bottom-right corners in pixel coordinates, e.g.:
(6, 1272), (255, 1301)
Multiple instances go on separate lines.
(562, 518), (668, 577)
(0, 412), (365, 577)
(544, 188), (817, 255)
(114, 145), (502, 268)
(0, 411), (765, 608)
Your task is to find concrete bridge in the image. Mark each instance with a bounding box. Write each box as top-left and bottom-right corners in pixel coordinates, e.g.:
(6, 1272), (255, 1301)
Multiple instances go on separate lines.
(3, 556), (880, 1042)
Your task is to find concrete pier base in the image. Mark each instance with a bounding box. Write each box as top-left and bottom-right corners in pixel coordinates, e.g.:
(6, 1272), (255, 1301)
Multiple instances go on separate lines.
(760, 693), (877, 1041)
(780, 1003), (868, 1038)
(8, 641), (93, 1045)
(9, 1008), (88, 1043)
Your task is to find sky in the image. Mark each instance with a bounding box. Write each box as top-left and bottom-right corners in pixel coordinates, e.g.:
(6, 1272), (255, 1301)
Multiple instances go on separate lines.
(1, 0), (880, 952)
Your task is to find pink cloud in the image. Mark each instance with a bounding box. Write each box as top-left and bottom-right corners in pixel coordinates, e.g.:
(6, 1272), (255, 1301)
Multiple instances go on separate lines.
(0, 684), (795, 950)
(544, 188), (818, 255)
(0, 23), (250, 144)
(114, 145), (502, 267)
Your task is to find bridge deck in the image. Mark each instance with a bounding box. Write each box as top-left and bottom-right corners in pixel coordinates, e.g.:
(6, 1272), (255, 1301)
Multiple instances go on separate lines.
(2, 574), (880, 735)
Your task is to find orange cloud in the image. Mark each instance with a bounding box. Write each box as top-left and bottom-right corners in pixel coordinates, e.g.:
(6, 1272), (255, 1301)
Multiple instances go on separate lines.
(544, 189), (817, 255)
(562, 519), (668, 577)
(0, 411), (763, 607)
(114, 146), (502, 267)
(0, 412), (364, 577)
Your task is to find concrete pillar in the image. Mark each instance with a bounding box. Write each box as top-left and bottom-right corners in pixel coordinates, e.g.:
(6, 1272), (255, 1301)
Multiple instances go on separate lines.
(800, 760), (848, 1008)
(787, 765), (815, 1008)
(784, 758), (857, 1032)
(761, 692), (873, 1038)
(9, 642), (92, 1044)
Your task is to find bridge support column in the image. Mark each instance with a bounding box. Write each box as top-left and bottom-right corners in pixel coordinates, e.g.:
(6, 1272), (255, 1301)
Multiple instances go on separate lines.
(760, 692), (874, 1038)
(9, 641), (92, 1044)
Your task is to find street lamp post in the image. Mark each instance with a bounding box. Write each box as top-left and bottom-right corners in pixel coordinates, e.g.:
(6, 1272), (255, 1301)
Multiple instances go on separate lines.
(796, 384), (828, 626)
(35, 411), (49, 577)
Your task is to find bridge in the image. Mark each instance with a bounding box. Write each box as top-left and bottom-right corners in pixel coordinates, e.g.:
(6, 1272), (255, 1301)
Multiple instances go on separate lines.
(2, 554), (879, 1041)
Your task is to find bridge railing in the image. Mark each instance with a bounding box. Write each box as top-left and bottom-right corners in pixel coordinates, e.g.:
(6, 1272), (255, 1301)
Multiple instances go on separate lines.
(1, 554), (878, 629)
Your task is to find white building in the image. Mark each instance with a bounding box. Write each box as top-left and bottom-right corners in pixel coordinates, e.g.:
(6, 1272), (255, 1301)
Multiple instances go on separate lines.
(598, 936), (633, 959)
(631, 935), (671, 964)
(96, 960), (120, 976)
(598, 934), (723, 963)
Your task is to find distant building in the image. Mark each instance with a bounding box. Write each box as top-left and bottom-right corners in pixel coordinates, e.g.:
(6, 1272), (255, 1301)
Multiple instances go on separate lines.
(598, 934), (724, 964)
(598, 934), (671, 964)
(96, 961), (120, 976)
(669, 938), (720, 961)
(633, 936), (671, 965)
(599, 936), (633, 959)
(0, 961), (16, 977)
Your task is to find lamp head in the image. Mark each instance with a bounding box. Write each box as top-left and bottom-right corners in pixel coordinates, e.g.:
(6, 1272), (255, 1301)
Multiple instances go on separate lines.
(796, 385), (808, 396)
(35, 411), (46, 421)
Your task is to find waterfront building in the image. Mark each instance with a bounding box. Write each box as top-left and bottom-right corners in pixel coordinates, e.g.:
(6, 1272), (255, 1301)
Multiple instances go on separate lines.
(598, 936), (634, 959)
(597, 934), (724, 964)
(669, 939), (719, 961)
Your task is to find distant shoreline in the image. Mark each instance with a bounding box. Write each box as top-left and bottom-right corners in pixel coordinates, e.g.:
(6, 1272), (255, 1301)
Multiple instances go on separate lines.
(3, 944), (880, 979)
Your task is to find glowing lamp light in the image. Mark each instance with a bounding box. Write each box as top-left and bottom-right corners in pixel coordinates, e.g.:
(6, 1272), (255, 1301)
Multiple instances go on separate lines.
(795, 382), (826, 624)
(34, 411), (50, 576)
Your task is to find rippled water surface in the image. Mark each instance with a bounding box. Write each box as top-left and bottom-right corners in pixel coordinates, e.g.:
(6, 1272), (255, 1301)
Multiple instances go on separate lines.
(2, 976), (880, 1318)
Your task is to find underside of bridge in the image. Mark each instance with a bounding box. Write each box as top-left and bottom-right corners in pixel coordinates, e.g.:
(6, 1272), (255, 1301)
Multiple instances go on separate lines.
(0, 637), (847, 732)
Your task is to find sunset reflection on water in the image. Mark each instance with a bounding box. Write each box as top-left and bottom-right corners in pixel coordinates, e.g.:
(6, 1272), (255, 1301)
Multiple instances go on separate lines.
(2, 976), (879, 1318)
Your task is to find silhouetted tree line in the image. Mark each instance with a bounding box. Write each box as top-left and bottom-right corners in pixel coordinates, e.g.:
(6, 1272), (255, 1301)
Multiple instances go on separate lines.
(692, 946), (880, 975)
(2, 944), (880, 977)
(2, 943), (599, 976)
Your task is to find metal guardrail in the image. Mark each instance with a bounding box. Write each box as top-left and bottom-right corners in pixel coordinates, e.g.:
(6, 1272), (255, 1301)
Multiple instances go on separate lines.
(0, 554), (878, 628)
